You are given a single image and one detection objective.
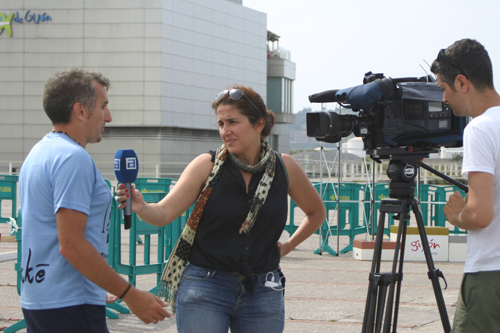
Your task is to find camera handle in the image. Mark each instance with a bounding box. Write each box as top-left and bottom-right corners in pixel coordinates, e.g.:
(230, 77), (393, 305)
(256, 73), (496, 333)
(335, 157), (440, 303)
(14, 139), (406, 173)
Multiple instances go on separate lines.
(361, 158), (452, 333)
(420, 162), (468, 193)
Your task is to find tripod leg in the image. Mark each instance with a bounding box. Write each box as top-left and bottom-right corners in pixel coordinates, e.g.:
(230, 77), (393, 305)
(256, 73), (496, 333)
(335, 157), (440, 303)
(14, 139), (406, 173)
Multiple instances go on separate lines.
(387, 202), (411, 333)
(375, 283), (389, 333)
(363, 198), (417, 333)
(410, 199), (451, 333)
(362, 208), (389, 333)
(377, 199), (413, 333)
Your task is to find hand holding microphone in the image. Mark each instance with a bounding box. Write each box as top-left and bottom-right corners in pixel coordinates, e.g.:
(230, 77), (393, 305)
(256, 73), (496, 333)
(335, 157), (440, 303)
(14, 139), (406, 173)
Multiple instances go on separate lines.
(114, 149), (139, 229)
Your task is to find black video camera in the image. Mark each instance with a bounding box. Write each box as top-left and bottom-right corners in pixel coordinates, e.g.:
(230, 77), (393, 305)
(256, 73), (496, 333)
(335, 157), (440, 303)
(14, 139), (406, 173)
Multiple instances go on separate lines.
(306, 72), (467, 152)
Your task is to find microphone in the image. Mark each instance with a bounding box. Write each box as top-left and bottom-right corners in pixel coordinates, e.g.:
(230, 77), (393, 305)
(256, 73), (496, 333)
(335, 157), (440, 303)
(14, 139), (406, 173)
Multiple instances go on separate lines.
(308, 78), (398, 110)
(308, 89), (339, 103)
(113, 149), (139, 229)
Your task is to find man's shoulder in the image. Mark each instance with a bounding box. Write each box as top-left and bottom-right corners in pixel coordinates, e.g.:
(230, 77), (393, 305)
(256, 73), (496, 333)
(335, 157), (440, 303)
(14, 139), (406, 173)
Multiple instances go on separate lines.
(470, 107), (500, 127)
(483, 105), (500, 114)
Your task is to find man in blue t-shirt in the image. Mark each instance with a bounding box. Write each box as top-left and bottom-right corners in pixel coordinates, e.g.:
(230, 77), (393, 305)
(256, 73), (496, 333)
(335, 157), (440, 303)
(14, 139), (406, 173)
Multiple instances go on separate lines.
(19, 68), (170, 332)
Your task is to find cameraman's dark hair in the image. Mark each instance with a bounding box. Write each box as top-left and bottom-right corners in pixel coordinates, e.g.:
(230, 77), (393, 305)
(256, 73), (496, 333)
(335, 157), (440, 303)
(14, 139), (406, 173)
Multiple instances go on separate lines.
(431, 39), (494, 91)
(212, 84), (275, 138)
(43, 67), (110, 125)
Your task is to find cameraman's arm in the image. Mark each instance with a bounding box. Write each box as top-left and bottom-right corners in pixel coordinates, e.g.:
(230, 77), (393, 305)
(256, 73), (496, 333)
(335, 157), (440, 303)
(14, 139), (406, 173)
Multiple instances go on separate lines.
(444, 172), (494, 230)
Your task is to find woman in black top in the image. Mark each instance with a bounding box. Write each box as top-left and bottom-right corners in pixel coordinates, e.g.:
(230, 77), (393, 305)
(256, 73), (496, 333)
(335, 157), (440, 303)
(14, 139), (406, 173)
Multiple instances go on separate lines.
(117, 85), (326, 332)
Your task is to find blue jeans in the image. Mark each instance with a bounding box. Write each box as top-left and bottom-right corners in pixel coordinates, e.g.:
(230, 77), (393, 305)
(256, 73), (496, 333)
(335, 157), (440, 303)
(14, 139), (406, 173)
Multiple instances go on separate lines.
(176, 264), (285, 333)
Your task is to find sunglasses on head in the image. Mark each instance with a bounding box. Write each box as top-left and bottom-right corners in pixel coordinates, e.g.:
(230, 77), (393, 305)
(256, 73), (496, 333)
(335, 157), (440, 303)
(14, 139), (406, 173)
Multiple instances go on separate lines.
(437, 49), (468, 79)
(215, 89), (263, 116)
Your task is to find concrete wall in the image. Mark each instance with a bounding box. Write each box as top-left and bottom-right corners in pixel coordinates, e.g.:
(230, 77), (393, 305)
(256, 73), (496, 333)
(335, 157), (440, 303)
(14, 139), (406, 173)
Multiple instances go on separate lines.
(0, 0), (272, 177)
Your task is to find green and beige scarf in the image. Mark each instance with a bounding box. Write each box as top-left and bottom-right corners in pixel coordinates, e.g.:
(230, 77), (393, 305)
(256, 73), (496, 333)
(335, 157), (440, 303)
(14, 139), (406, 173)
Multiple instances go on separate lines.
(156, 140), (276, 313)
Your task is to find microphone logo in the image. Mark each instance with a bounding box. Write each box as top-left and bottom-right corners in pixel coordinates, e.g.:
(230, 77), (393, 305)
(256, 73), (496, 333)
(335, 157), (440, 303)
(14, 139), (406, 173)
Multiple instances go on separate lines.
(113, 157), (137, 171)
(126, 158), (137, 169)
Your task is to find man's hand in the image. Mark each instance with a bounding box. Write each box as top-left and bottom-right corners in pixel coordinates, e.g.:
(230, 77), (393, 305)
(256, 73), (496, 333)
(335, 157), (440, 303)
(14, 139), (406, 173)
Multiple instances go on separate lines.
(122, 287), (171, 324)
(443, 172), (494, 230)
(443, 191), (466, 226)
(105, 294), (119, 304)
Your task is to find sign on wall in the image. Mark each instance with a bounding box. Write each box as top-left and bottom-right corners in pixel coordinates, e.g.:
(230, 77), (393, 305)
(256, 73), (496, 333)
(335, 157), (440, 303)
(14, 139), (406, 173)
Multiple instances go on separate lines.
(0, 10), (52, 37)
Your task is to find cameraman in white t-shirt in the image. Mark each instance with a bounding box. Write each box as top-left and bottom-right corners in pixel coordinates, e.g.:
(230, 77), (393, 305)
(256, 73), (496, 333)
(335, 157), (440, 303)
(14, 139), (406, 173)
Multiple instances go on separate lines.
(431, 39), (500, 333)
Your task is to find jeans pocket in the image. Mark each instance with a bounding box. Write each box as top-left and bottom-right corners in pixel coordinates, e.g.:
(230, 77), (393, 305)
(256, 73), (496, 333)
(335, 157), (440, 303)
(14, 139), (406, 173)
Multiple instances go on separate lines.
(258, 271), (284, 291)
(183, 265), (213, 282)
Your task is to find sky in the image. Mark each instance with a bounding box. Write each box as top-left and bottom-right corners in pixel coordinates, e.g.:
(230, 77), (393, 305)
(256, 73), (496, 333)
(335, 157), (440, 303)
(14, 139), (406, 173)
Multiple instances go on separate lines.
(243, 0), (500, 113)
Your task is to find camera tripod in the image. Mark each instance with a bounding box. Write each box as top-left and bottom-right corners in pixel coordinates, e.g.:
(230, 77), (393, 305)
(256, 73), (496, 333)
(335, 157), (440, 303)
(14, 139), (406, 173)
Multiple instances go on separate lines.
(361, 150), (465, 333)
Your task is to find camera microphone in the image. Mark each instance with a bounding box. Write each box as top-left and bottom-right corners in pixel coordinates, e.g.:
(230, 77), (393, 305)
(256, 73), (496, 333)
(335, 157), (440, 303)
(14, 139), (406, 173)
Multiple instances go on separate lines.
(308, 89), (339, 103)
(113, 149), (139, 230)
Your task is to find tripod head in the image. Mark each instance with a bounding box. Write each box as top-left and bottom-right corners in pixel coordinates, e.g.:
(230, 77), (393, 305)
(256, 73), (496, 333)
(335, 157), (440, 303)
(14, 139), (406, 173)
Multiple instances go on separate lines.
(367, 147), (436, 198)
(367, 147), (469, 197)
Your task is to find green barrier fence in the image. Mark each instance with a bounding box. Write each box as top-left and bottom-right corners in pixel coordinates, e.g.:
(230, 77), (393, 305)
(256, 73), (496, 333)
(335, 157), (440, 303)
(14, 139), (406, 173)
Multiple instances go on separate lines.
(0, 175), (19, 235)
(106, 177), (194, 315)
(108, 177), (194, 293)
(286, 182), (468, 256)
(112, 192), (169, 288)
(318, 182), (368, 255)
(135, 177), (175, 193)
(5, 208), (25, 333)
(433, 185), (467, 234)
(364, 183), (467, 237)
(287, 182), (368, 255)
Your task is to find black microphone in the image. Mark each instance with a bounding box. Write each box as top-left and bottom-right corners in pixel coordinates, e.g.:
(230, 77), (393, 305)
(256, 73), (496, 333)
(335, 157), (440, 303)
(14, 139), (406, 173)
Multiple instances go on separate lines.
(113, 150), (139, 229)
(308, 89), (339, 103)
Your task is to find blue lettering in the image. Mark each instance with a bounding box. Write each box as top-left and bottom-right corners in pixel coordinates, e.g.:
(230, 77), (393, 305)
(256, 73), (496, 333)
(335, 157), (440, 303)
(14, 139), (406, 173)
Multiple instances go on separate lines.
(13, 11), (23, 23)
(10, 11), (52, 25)
(24, 10), (32, 22)
(39, 13), (52, 23)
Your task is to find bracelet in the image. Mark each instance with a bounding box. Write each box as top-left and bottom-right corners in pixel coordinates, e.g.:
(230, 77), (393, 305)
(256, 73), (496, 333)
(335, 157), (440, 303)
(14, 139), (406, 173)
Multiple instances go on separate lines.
(118, 283), (132, 299)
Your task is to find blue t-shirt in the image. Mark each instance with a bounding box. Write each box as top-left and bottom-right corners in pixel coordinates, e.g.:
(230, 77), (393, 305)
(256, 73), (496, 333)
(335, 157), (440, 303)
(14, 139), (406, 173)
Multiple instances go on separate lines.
(19, 132), (112, 310)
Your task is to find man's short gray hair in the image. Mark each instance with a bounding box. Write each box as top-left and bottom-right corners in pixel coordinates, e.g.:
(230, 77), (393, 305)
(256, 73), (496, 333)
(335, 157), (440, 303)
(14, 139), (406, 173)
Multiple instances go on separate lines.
(43, 67), (110, 124)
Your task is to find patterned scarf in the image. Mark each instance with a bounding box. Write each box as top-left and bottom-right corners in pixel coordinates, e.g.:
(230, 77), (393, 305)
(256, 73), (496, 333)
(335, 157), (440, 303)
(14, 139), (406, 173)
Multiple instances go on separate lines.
(156, 140), (276, 313)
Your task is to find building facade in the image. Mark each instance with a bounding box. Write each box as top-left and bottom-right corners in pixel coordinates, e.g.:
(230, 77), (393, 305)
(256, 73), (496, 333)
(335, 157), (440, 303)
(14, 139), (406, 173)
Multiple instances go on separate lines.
(0, 0), (295, 178)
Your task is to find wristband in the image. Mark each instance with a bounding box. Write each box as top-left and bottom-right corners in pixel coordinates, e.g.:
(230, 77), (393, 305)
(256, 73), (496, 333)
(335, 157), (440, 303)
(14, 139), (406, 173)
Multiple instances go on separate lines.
(118, 283), (132, 299)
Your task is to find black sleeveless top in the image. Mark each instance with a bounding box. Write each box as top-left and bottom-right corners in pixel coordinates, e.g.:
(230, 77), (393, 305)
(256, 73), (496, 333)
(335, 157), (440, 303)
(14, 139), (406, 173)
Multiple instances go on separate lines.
(189, 151), (289, 276)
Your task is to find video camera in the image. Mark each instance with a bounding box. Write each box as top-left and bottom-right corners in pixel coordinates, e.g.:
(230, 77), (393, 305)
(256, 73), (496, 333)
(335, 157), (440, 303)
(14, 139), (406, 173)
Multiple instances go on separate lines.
(306, 72), (467, 153)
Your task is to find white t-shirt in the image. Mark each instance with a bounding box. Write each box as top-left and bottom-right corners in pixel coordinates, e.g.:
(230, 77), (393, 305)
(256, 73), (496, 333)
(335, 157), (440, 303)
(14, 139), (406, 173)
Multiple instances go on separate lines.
(20, 132), (112, 309)
(462, 106), (500, 273)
